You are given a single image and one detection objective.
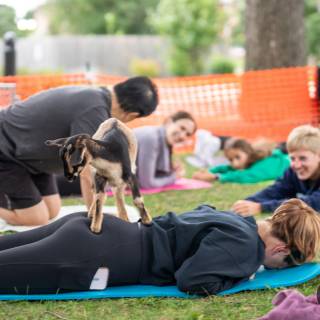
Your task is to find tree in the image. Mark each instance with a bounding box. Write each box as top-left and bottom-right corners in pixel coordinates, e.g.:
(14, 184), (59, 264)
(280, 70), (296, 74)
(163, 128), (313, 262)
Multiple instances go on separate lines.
(150, 0), (223, 75)
(45, 0), (158, 35)
(245, 0), (306, 71)
(0, 5), (17, 37)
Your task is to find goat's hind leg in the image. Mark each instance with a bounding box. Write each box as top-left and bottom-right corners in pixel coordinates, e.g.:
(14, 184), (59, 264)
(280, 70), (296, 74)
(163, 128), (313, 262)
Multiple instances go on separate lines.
(89, 173), (107, 233)
(112, 184), (130, 222)
(129, 174), (152, 224)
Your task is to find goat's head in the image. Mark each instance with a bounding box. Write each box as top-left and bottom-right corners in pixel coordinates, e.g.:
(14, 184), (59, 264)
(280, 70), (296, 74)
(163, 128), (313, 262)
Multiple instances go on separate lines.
(46, 134), (91, 182)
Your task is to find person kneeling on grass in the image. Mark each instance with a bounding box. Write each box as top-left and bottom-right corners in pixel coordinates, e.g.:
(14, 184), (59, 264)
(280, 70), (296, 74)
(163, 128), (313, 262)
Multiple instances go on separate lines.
(192, 137), (289, 183)
(232, 125), (320, 216)
(0, 198), (318, 296)
(0, 76), (159, 226)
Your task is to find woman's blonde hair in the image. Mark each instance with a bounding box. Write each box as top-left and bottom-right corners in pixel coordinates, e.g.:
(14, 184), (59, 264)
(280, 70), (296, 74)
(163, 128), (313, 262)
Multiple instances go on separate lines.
(270, 198), (320, 265)
(287, 125), (320, 154)
(224, 137), (276, 167)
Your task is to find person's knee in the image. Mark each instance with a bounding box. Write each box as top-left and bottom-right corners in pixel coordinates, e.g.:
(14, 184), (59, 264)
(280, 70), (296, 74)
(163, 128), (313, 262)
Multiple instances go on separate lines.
(48, 202), (60, 220)
(43, 194), (61, 220)
(15, 201), (50, 226)
(25, 211), (50, 225)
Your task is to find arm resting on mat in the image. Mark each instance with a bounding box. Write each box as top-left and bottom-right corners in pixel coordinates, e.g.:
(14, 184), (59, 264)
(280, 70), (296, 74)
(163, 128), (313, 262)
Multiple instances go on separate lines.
(175, 233), (244, 295)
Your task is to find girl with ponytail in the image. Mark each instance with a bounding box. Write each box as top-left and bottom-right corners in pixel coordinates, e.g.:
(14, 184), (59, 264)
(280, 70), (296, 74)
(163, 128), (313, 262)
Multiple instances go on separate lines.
(193, 137), (289, 183)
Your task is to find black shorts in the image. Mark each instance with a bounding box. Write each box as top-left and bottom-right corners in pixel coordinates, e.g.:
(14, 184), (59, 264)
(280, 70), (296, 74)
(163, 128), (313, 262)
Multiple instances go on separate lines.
(56, 173), (81, 196)
(0, 152), (58, 210)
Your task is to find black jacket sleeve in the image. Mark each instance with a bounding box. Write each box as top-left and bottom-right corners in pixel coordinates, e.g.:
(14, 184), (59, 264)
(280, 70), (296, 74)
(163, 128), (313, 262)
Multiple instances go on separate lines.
(174, 231), (244, 295)
(246, 169), (296, 212)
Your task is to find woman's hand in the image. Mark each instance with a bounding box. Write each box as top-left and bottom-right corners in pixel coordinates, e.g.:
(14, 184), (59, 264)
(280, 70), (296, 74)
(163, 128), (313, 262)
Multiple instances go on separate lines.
(173, 160), (186, 178)
(192, 170), (218, 182)
(231, 200), (261, 217)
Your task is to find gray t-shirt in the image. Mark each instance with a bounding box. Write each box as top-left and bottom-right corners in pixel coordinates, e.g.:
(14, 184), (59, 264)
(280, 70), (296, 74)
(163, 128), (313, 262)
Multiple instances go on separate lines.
(0, 86), (111, 174)
(134, 126), (176, 189)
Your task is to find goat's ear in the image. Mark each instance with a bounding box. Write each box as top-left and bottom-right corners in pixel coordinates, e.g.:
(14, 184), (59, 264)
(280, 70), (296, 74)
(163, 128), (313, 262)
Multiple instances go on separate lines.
(45, 138), (68, 147)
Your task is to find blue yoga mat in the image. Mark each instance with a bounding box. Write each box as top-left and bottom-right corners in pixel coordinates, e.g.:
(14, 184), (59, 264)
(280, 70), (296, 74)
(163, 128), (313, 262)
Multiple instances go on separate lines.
(0, 263), (319, 301)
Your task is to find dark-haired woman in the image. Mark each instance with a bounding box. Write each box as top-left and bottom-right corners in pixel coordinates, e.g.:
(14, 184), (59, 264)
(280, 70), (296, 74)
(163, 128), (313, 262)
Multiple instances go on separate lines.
(134, 111), (197, 189)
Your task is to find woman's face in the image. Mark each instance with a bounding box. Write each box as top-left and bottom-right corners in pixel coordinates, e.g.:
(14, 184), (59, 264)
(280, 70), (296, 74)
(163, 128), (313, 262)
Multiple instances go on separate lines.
(225, 148), (249, 169)
(165, 118), (195, 146)
(289, 149), (320, 180)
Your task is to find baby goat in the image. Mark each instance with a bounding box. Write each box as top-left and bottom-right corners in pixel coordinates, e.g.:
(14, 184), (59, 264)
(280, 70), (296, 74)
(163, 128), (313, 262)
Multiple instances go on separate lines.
(46, 118), (152, 233)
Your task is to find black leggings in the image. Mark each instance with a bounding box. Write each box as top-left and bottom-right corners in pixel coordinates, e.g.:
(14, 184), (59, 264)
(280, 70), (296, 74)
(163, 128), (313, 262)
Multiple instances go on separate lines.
(0, 213), (142, 294)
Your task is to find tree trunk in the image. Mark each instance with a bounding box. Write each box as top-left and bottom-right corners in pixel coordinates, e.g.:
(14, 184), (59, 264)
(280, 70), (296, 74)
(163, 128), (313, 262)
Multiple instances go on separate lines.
(245, 0), (306, 71)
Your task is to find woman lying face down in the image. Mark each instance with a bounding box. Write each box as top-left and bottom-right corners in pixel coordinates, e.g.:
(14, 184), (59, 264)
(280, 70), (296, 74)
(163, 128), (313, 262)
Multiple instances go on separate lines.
(0, 198), (318, 295)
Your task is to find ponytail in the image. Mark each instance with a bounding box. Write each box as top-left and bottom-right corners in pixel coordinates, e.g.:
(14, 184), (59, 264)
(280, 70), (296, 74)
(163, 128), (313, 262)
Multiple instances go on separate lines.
(270, 199), (320, 264)
(251, 138), (277, 161)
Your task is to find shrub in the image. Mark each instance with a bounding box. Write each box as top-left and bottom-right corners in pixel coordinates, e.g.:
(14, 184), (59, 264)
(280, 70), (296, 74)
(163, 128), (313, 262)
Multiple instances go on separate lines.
(129, 58), (161, 77)
(210, 57), (235, 74)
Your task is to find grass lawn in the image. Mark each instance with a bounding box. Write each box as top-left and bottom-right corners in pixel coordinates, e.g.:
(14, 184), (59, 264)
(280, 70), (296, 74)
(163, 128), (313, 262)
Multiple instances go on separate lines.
(0, 157), (318, 320)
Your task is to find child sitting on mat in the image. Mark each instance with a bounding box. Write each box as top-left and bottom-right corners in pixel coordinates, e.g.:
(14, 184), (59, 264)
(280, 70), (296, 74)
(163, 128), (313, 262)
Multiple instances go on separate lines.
(192, 137), (289, 183)
(134, 111), (197, 189)
(0, 198), (318, 296)
(232, 125), (320, 216)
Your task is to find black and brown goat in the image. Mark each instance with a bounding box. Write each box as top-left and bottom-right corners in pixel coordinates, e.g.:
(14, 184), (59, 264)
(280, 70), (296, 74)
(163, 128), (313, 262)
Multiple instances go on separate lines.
(46, 118), (152, 233)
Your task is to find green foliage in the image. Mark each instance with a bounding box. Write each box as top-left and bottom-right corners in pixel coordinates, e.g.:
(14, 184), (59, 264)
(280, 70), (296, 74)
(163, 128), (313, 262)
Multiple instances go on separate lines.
(169, 49), (197, 76)
(210, 57), (235, 74)
(230, 0), (245, 46)
(304, 0), (319, 16)
(46, 0), (159, 35)
(0, 5), (17, 37)
(17, 67), (64, 75)
(305, 0), (320, 60)
(306, 14), (320, 59)
(150, 0), (224, 75)
(129, 58), (161, 77)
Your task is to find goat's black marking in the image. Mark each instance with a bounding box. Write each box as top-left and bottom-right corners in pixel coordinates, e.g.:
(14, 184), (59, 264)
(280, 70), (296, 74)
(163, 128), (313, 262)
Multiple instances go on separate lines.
(95, 199), (101, 216)
(128, 174), (142, 199)
(94, 174), (108, 193)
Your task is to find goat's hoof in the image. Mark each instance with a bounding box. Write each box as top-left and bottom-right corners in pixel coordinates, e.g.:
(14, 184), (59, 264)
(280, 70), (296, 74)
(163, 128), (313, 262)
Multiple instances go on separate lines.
(141, 216), (152, 225)
(121, 216), (130, 222)
(90, 224), (101, 234)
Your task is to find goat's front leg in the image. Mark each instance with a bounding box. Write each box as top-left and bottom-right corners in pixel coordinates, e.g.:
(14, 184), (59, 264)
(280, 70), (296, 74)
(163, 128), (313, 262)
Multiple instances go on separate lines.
(89, 173), (107, 233)
(112, 184), (129, 222)
(129, 174), (152, 224)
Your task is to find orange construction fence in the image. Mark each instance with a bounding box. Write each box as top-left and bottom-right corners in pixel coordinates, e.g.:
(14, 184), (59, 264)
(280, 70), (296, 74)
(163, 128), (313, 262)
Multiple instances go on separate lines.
(0, 66), (318, 143)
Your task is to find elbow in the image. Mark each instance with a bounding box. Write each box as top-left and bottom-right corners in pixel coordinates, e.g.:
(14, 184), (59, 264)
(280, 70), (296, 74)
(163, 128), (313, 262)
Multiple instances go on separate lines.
(138, 177), (153, 189)
(176, 277), (207, 296)
(176, 278), (194, 294)
(176, 275), (226, 296)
